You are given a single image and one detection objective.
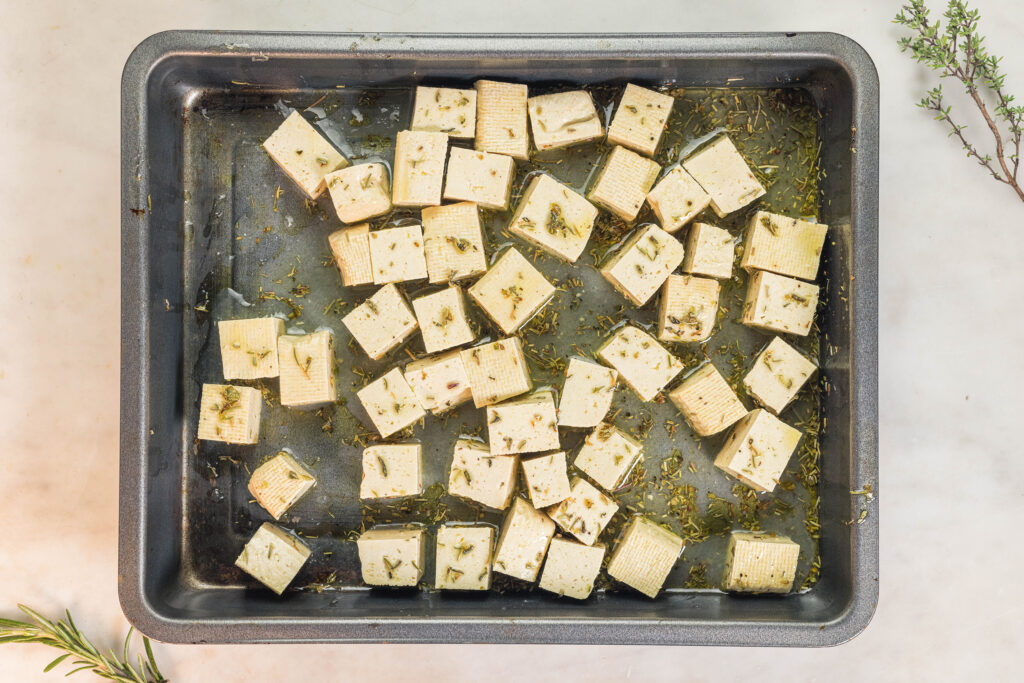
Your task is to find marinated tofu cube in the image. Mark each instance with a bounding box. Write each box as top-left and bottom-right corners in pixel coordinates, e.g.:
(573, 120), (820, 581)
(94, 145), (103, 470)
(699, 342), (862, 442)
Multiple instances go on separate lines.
(460, 337), (533, 407)
(341, 284), (418, 360)
(448, 438), (518, 510)
(557, 358), (618, 428)
(356, 368), (426, 437)
(723, 531), (801, 593)
(368, 224), (428, 285)
(443, 147), (516, 210)
(493, 497), (556, 581)
(360, 443), (423, 500)
(410, 86), (477, 138)
(356, 526), (425, 587)
(235, 522), (311, 595)
(527, 90), (603, 150)
(392, 130), (449, 207)
(328, 223), (374, 286)
(606, 517), (684, 598)
(587, 145), (661, 221)
(435, 525), (495, 591)
(683, 222), (735, 280)
(573, 422), (643, 492)
(714, 409), (801, 492)
(595, 325), (684, 402)
(668, 363), (747, 437)
(403, 350), (473, 414)
(600, 224), (685, 306)
(743, 336), (817, 414)
(197, 384), (262, 444)
(538, 536), (605, 600)
(645, 166), (711, 233)
(262, 111), (347, 199)
(658, 274), (720, 343)
(411, 285), (475, 354)
(468, 247), (556, 334)
(421, 201), (488, 284)
(277, 332), (337, 407)
(549, 477), (618, 546)
(606, 84), (675, 157)
(742, 270), (820, 336)
(325, 162), (391, 224)
(682, 135), (765, 217)
(218, 317), (285, 380)
(508, 174), (598, 263)
(521, 451), (571, 508)
(474, 80), (529, 160)
(487, 391), (560, 456)
(248, 451), (316, 519)
(741, 211), (828, 281)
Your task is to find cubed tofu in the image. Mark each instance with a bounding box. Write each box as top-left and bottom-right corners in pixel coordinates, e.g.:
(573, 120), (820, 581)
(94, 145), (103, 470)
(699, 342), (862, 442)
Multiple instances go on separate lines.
(487, 391), (560, 456)
(421, 201), (488, 284)
(549, 477), (618, 546)
(341, 284), (418, 360)
(527, 90), (603, 150)
(742, 270), (820, 336)
(356, 526), (425, 587)
(521, 451), (571, 508)
(368, 224), (428, 285)
(587, 145), (661, 221)
(411, 285), (475, 354)
(443, 147), (516, 210)
(538, 536), (605, 600)
(595, 325), (684, 402)
(403, 350), (473, 414)
(600, 224), (685, 306)
(235, 523), (311, 595)
(508, 174), (598, 263)
(714, 409), (802, 492)
(435, 525), (495, 591)
(198, 384), (262, 444)
(657, 274), (721, 343)
(606, 84), (675, 157)
(410, 86), (477, 138)
(277, 332), (337, 407)
(474, 80), (529, 160)
(743, 337), (817, 414)
(573, 423), (643, 491)
(325, 162), (391, 223)
(328, 223), (374, 286)
(262, 111), (347, 199)
(468, 247), (556, 334)
(683, 222), (735, 279)
(557, 358), (618, 428)
(668, 363), (747, 437)
(606, 517), (684, 598)
(248, 451), (316, 519)
(356, 368), (426, 437)
(645, 166), (711, 233)
(723, 531), (801, 593)
(218, 317), (285, 380)
(460, 337), (533, 407)
(448, 438), (518, 510)
(493, 497), (556, 581)
(360, 443), (423, 500)
(682, 135), (765, 217)
(392, 130), (448, 207)
(741, 211), (828, 281)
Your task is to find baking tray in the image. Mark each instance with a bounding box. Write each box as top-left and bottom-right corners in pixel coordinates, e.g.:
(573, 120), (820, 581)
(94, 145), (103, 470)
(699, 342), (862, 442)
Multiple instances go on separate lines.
(120, 31), (878, 646)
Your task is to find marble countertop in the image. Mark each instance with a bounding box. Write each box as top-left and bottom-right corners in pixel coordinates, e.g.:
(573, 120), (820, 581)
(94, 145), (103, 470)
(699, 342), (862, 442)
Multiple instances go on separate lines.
(2, 0), (1022, 680)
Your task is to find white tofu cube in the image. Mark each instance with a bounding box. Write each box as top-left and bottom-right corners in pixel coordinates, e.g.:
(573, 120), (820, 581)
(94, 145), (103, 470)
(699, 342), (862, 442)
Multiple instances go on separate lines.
(248, 451), (315, 519)
(368, 224), (428, 285)
(645, 166), (712, 233)
(411, 285), (475, 354)
(682, 135), (765, 217)
(356, 368), (426, 437)
(595, 325), (684, 402)
(742, 270), (820, 336)
(606, 84), (675, 157)
(277, 331), (337, 407)
(218, 317), (285, 380)
(360, 443), (422, 500)
(443, 147), (516, 210)
(527, 90), (603, 150)
(403, 350), (473, 414)
(410, 86), (477, 138)
(493, 497), (556, 581)
(600, 224), (685, 306)
(468, 247), (556, 335)
(421, 201), (488, 284)
(743, 336), (817, 414)
(587, 145), (661, 221)
(508, 174), (598, 263)
(448, 438), (518, 510)
(741, 211), (828, 281)
(392, 130), (448, 207)
(723, 531), (801, 593)
(668, 363), (747, 437)
(474, 80), (529, 160)
(683, 222), (735, 279)
(262, 111), (347, 199)
(487, 391), (560, 456)
(538, 536), (605, 600)
(328, 223), (373, 287)
(657, 274), (721, 343)
(341, 284), (418, 360)
(198, 384), (262, 444)
(549, 477), (618, 546)
(325, 162), (391, 224)
(235, 523), (311, 595)
(460, 337), (533, 407)
(714, 409), (802, 492)
(606, 517), (684, 598)
(521, 451), (571, 508)
(356, 526), (425, 587)
(557, 358), (618, 428)
(435, 525), (495, 591)
(573, 423), (643, 492)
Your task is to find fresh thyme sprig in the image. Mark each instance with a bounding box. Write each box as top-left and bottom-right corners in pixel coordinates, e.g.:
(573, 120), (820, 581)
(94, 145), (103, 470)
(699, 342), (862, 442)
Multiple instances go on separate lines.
(0, 605), (165, 682)
(895, 0), (1024, 203)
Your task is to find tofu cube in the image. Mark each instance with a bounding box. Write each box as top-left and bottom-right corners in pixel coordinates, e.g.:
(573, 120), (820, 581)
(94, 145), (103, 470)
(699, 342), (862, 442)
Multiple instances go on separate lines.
(645, 167), (712, 233)
(474, 80), (529, 160)
(360, 443), (422, 500)
(600, 224), (685, 306)
(520, 451), (571, 508)
(723, 531), (801, 593)
(682, 135), (765, 217)
(198, 384), (262, 444)
(573, 423), (643, 491)
(218, 317), (285, 380)
(392, 130), (448, 207)
(410, 86), (476, 138)
(421, 201), (488, 284)
(508, 174), (598, 263)
(341, 284), (418, 360)
(595, 325), (684, 402)
(368, 224), (428, 285)
(468, 247), (556, 335)
(587, 145), (661, 221)
(493, 497), (556, 581)
(325, 162), (391, 224)
(487, 391), (560, 456)
(557, 358), (618, 428)
(411, 285), (475, 354)
(355, 526), (425, 587)
(714, 409), (802, 492)
(743, 336), (817, 414)
(538, 536), (605, 600)
(606, 83), (675, 157)
(460, 337), (533, 407)
(435, 525), (495, 591)
(527, 90), (603, 150)
(448, 438), (518, 510)
(549, 477), (618, 546)
(328, 223), (373, 286)
(683, 222), (735, 279)
(668, 363), (747, 437)
(443, 147), (516, 210)
(262, 111), (347, 199)
(403, 350), (473, 414)
(356, 368), (426, 437)
(658, 274), (721, 343)
(277, 331), (337, 407)
(742, 270), (820, 336)
(606, 517), (684, 598)
(234, 523), (311, 595)
(741, 211), (829, 281)
(248, 451), (316, 519)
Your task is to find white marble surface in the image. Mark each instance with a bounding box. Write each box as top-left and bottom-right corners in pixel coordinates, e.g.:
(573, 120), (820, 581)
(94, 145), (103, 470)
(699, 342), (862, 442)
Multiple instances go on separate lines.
(2, 0), (1023, 680)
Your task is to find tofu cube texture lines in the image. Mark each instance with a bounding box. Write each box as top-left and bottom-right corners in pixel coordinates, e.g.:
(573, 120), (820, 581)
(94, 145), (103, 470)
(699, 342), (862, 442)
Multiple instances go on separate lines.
(596, 325), (684, 402)
(658, 274), (721, 343)
(607, 517), (684, 598)
(403, 350), (473, 414)
(475, 80), (529, 160)
(520, 451), (572, 508)
(715, 408), (802, 492)
(411, 86), (477, 138)
(356, 367), (426, 438)
(468, 247), (556, 335)
(538, 537), (605, 600)
(368, 224), (428, 285)
(683, 222), (735, 280)
(682, 134), (766, 217)
(248, 451), (316, 519)
(668, 363), (748, 437)
(411, 285), (475, 354)
(325, 162), (391, 224)
(486, 391), (560, 456)
(606, 83), (674, 157)
(356, 526), (425, 587)
(588, 145), (661, 221)
(328, 224), (373, 287)
(198, 384), (262, 444)
(262, 110), (347, 199)
(742, 270), (820, 336)
(460, 337), (532, 407)
(645, 166), (712, 233)
(527, 90), (603, 150)
(448, 438), (518, 510)
(435, 525), (494, 591)
(557, 358), (618, 428)
(218, 317), (285, 380)
(278, 331), (336, 407)
(742, 210), (828, 282)
(743, 336), (817, 414)
(549, 477), (618, 546)
(493, 497), (556, 582)
(360, 443), (422, 500)
(573, 423), (643, 492)
(392, 130), (448, 207)
(508, 174), (598, 263)
(443, 147), (516, 210)
(601, 224), (685, 307)
(342, 283), (418, 361)
(235, 523), (311, 595)
(723, 531), (801, 593)
(421, 201), (488, 284)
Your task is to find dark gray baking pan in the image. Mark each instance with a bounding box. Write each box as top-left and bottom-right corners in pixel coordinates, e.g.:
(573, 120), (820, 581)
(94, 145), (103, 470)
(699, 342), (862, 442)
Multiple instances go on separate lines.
(120, 31), (878, 646)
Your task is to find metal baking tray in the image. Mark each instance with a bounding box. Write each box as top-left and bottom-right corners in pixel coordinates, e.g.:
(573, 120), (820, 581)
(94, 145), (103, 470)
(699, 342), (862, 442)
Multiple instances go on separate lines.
(120, 31), (878, 646)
